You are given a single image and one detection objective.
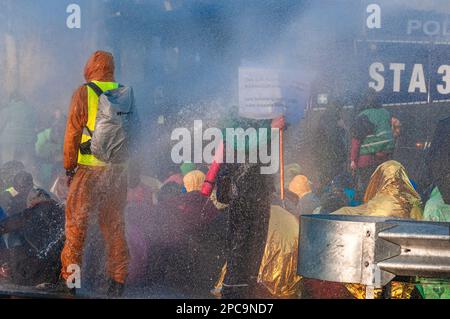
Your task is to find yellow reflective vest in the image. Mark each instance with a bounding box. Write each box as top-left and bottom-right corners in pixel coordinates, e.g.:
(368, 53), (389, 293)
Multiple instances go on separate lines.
(77, 81), (119, 166)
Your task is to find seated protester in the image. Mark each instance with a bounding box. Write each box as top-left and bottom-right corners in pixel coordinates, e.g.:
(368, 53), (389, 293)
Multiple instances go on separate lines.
(150, 172), (220, 293)
(284, 164), (302, 188)
(0, 162), (24, 273)
(179, 170), (219, 232)
(287, 175), (320, 216)
(333, 161), (422, 219)
(0, 171), (34, 249)
(248, 174), (348, 299)
(333, 160), (423, 299)
(214, 201), (302, 298)
(0, 171), (34, 217)
(273, 163), (302, 196)
(183, 169), (205, 192)
(0, 188), (65, 287)
(160, 171), (219, 293)
(416, 187), (450, 299)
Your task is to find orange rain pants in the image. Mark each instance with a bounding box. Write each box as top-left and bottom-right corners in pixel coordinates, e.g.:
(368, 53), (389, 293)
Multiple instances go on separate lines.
(61, 165), (129, 284)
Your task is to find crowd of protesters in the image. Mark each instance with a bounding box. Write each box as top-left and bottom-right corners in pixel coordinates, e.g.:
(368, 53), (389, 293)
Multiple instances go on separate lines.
(0, 51), (449, 299)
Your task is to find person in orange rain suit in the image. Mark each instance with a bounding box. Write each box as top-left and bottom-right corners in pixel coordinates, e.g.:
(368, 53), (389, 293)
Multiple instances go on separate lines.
(60, 51), (129, 297)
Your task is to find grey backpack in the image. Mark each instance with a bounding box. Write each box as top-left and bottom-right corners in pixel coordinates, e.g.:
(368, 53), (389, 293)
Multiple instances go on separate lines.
(83, 82), (137, 163)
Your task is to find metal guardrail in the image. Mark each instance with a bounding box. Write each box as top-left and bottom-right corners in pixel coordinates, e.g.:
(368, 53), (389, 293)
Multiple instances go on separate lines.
(298, 215), (450, 290)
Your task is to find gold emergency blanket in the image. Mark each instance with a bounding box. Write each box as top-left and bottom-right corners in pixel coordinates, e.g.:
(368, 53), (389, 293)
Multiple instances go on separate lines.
(334, 160), (422, 219)
(334, 160), (422, 299)
(215, 205), (302, 298)
(345, 282), (414, 299)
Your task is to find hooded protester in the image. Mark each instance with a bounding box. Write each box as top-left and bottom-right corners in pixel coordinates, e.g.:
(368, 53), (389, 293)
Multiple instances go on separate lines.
(350, 89), (395, 200)
(274, 163), (302, 196)
(0, 188), (64, 287)
(183, 170), (204, 192)
(284, 164), (302, 186)
(60, 51), (131, 296)
(333, 160), (422, 299)
(334, 161), (422, 219)
(179, 170), (219, 232)
(215, 112), (283, 299)
(179, 170), (221, 293)
(288, 175), (320, 216)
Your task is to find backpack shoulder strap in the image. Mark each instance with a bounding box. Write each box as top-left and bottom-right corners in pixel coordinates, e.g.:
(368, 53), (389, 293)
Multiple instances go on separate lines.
(82, 83), (103, 138)
(85, 82), (104, 97)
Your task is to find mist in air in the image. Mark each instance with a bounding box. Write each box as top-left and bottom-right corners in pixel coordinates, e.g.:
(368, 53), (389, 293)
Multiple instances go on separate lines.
(1, 0), (449, 297)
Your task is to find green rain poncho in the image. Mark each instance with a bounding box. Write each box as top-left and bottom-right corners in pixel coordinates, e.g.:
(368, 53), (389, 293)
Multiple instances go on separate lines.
(417, 187), (450, 299)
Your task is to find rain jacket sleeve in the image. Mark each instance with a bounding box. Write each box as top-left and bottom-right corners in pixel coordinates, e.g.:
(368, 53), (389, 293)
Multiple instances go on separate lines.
(63, 86), (88, 171)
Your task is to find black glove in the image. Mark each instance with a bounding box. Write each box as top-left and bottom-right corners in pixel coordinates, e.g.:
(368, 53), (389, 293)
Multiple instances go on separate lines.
(66, 169), (76, 187)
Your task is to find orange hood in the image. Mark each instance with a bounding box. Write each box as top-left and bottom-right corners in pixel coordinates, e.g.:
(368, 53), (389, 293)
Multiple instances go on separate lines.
(84, 51), (115, 82)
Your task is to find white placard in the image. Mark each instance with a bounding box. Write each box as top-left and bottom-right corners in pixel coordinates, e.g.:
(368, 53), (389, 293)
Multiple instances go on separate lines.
(238, 67), (306, 120)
